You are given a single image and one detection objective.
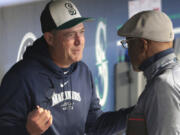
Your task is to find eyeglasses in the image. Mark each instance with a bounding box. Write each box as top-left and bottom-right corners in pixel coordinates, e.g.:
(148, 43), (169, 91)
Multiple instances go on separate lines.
(120, 38), (137, 48)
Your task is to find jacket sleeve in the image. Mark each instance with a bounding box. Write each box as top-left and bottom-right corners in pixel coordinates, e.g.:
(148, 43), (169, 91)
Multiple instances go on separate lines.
(85, 72), (134, 135)
(0, 69), (31, 135)
(85, 72), (103, 133)
(144, 77), (180, 135)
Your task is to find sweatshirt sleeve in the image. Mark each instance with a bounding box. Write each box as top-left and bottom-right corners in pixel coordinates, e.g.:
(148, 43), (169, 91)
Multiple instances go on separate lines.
(85, 71), (134, 135)
(0, 69), (31, 135)
(85, 72), (103, 133)
(89, 107), (134, 135)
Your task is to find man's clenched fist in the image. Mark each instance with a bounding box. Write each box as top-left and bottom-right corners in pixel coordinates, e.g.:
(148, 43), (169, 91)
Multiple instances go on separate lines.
(26, 106), (53, 135)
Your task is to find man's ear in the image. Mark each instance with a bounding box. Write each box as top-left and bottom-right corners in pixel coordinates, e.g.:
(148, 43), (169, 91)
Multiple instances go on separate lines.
(44, 32), (54, 46)
(141, 39), (148, 52)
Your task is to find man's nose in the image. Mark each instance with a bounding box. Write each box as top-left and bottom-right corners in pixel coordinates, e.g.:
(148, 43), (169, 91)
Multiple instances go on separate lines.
(74, 33), (81, 46)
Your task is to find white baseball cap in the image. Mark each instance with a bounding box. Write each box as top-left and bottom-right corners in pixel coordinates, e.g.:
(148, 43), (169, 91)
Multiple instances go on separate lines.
(40, 0), (92, 33)
(117, 10), (174, 42)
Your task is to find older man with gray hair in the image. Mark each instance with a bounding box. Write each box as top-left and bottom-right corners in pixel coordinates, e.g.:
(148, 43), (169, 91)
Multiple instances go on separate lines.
(118, 10), (180, 135)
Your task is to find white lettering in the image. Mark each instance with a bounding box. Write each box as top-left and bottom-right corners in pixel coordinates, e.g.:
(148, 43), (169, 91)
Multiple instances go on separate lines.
(51, 91), (81, 107)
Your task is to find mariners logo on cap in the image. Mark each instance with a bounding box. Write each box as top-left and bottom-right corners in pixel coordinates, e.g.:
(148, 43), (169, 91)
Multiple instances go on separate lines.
(65, 2), (76, 15)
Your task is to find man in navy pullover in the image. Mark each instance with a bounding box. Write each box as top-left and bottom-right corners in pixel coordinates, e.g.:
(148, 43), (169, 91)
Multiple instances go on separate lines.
(0, 0), (133, 134)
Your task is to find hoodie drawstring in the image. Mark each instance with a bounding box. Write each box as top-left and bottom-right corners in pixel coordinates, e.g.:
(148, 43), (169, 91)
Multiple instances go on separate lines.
(70, 75), (73, 108)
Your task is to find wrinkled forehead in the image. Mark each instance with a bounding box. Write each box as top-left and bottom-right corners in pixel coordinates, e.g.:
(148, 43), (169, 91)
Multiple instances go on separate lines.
(61, 23), (85, 33)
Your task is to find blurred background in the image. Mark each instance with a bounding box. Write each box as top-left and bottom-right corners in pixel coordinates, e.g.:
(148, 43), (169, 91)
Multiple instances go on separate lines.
(0, 0), (180, 113)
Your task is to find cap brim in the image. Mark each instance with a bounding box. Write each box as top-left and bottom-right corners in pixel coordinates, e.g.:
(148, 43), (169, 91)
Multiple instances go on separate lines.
(57, 17), (93, 30)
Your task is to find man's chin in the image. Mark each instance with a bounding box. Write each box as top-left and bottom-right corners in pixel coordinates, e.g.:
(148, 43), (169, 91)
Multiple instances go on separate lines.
(72, 57), (82, 63)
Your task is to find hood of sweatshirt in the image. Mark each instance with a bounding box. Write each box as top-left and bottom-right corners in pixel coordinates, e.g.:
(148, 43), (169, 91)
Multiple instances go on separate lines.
(23, 36), (76, 77)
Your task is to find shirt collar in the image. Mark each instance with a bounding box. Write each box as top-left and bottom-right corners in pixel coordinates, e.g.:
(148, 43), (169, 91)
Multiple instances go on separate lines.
(139, 48), (174, 71)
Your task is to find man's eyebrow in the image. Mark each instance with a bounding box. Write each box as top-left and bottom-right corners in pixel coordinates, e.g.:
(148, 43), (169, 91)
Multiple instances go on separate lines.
(78, 27), (85, 32)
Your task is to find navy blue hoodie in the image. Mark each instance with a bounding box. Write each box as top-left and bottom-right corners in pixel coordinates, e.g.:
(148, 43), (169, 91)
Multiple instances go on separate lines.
(0, 37), (133, 135)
